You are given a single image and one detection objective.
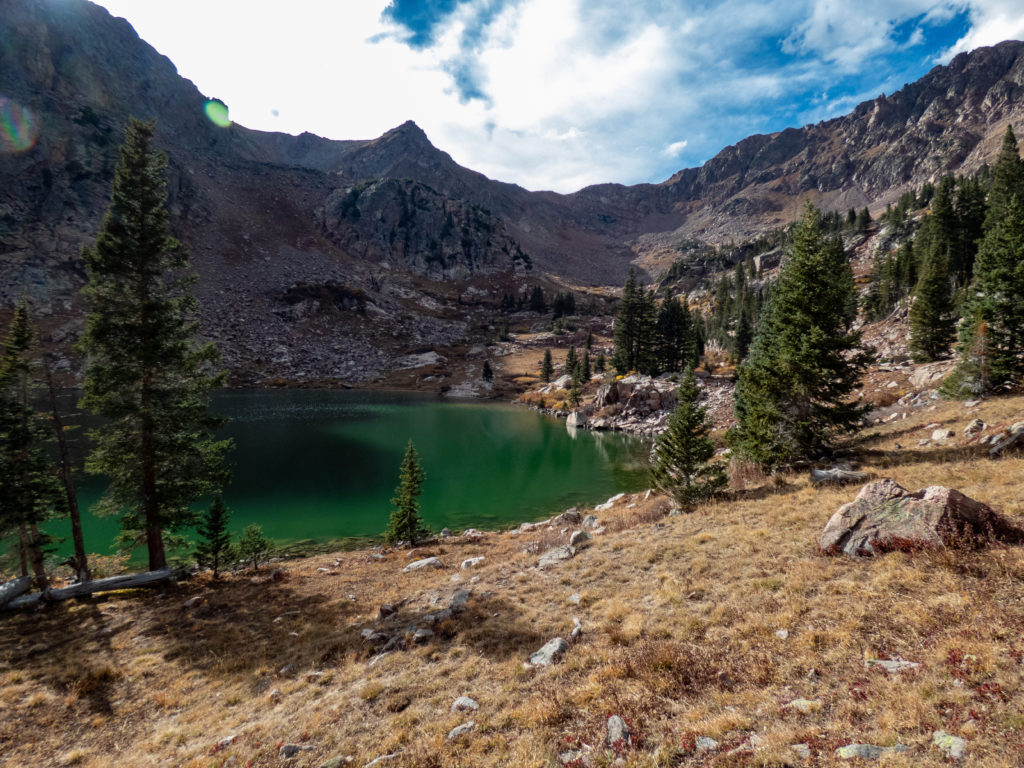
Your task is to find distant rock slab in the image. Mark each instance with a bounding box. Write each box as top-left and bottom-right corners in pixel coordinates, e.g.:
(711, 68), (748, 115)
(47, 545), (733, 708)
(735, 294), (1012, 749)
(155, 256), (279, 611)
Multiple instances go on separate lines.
(820, 479), (1024, 557)
(810, 468), (871, 487)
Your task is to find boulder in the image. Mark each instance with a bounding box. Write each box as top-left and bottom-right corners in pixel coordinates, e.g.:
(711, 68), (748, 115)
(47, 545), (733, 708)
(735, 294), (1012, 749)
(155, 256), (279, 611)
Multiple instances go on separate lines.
(931, 428), (955, 442)
(820, 479), (1024, 557)
(582, 514), (601, 529)
(279, 744), (315, 759)
(990, 421), (1024, 457)
(450, 589), (471, 612)
(566, 411), (587, 429)
(865, 657), (919, 673)
(527, 637), (568, 667)
(460, 556), (485, 569)
(538, 545), (575, 569)
(783, 698), (822, 714)
(553, 508), (582, 525)
(810, 468), (871, 487)
(403, 556), (442, 573)
(594, 382), (619, 408)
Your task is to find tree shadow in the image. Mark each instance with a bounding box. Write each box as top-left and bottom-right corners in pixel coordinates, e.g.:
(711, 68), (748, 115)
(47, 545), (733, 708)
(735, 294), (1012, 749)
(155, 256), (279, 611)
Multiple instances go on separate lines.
(0, 599), (118, 713)
(857, 443), (993, 469)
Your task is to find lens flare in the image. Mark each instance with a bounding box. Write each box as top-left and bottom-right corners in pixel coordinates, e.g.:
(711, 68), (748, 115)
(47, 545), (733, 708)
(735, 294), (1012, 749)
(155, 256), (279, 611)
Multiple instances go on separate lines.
(204, 99), (231, 128)
(0, 96), (39, 153)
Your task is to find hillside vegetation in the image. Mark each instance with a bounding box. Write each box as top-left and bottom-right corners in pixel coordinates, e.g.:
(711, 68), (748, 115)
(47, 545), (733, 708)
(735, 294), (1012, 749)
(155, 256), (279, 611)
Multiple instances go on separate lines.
(2, 395), (1024, 767)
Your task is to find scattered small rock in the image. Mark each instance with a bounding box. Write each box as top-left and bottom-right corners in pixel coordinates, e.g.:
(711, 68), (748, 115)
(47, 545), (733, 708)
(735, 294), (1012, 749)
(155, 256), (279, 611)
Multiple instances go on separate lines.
(538, 545), (575, 569)
(783, 698), (822, 714)
(775, 629), (789, 640)
(447, 721), (476, 740)
(695, 736), (719, 751)
(606, 715), (631, 748)
(411, 628), (434, 644)
(932, 730), (966, 761)
(865, 657), (920, 674)
(461, 556), (485, 569)
(451, 696), (479, 712)
(439, 528), (452, 538)
(835, 743), (909, 760)
(582, 514), (601, 529)
(553, 508), (581, 525)
(378, 604), (396, 620)
(279, 744), (315, 759)
(791, 743), (811, 760)
(268, 688), (282, 703)
(450, 589), (471, 612)
(964, 418), (985, 436)
(567, 592), (582, 605)
(363, 753), (400, 768)
(403, 557), (443, 573)
(569, 530), (591, 548)
(932, 428), (955, 442)
(527, 637), (569, 667)
(183, 596), (203, 609)
(595, 493), (625, 511)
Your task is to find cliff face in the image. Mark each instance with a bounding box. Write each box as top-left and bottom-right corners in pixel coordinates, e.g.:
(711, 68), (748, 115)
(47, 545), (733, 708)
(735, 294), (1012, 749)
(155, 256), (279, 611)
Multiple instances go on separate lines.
(2, 0), (1024, 384)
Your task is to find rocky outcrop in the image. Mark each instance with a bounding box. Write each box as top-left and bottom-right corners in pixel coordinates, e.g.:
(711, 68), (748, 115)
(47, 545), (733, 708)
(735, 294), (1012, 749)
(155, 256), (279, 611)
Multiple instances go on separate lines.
(5, 0), (1024, 384)
(820, 479), (1024, 556)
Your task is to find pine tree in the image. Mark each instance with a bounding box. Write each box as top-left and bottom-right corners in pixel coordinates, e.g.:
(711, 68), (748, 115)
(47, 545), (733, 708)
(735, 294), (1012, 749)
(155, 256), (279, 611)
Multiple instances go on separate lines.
(0, 303), (64, 590)
(946, 126), (1024, 395)
(238, 523), (271, 570)
(540, 348), (554, 383)
(730, 202), (872, 469)
(482, 360), (493, 381)
(650, 369), (726, 510)
(565, 347), (578, 377)
(580, 351), (591, 381)
(908, 239), (955, 362)
(612, 269), (657, 374)
(732, 309), (753, 363)
(385, 440), (430, 546)
(595, 352), (606, 373)
(655, 294), (696, 373)
(529, 285), (545, 312)
(584, 331), (593, 351)
(77, 118), (232, 571)
(195, 495), (233, 578)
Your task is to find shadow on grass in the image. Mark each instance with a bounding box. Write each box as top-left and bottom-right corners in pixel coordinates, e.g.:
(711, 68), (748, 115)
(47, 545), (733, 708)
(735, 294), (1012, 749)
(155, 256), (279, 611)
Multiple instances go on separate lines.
(857, 443), (993, 468)
(0, 599), (118, 713)
(2, 571), (547, 691)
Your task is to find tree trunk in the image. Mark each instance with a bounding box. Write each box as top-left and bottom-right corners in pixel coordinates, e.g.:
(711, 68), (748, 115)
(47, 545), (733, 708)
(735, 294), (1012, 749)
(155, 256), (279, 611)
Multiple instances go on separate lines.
(18, 535), (28, 577)
(140, 411), (166, 571)
(44, 364), (90, 582)
(4, 568), (185, 610)
(20, 522), (49, 592)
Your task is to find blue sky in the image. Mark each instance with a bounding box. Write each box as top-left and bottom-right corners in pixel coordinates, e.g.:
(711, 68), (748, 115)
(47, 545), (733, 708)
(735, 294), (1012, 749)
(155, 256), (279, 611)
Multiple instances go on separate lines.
(93, 0), (1024, 193)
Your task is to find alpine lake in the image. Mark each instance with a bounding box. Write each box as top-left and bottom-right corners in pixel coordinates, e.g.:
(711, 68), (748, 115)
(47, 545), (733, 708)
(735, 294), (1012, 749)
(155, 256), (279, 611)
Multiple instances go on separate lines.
(52, 389), (651, 562)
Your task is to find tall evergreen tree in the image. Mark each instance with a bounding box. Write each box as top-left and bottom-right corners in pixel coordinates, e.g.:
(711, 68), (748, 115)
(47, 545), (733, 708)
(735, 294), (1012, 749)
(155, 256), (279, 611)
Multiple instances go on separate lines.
(580, 350), (591, 381)
(565, 346), (578, 376)
(385, 440), (430, 546)
(78, 118), (232, 571)
(650, 369), (726, 510)
(732, 308), (753, 363)
(730, 202), (872, 469)
(946, 126), (1024, 396)
(0, 303), (64, 589)
(540, 348), (554, 382)
(612, 270), (658, 374)
(655, 294), (696, 373)
(195, 495), (233, 578)
(908, 239), (955, 362)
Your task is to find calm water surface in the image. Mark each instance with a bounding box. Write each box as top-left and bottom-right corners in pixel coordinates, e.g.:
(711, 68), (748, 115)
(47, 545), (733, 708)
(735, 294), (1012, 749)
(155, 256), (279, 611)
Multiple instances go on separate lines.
(62, 389), (650, 556)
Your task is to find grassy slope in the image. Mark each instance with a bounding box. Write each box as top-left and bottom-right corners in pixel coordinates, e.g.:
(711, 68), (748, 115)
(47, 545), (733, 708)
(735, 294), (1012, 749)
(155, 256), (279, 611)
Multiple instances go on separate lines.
(2, 396), (1024, 767)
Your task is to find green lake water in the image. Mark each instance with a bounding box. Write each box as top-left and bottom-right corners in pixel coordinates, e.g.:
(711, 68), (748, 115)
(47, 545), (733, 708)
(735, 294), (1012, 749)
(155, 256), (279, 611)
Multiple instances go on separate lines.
(56, 389), (650, 558)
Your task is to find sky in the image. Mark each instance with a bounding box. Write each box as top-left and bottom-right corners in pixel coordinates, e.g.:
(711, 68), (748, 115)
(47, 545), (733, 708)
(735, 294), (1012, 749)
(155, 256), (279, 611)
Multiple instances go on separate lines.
(92, 0), (1024, 194)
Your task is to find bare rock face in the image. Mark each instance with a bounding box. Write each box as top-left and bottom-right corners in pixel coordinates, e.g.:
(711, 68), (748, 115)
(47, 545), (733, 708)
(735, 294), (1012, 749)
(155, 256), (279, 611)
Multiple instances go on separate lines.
(820, 479), (1024, 557)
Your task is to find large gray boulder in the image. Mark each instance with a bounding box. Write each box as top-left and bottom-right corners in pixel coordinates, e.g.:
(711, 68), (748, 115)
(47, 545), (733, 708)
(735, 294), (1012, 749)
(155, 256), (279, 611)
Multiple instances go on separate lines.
(820, 479), (1024, 556)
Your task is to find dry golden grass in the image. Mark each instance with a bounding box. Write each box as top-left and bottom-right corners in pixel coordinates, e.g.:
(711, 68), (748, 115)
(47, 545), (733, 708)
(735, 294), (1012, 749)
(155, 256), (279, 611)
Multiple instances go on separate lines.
(3, 395), (1024, 766)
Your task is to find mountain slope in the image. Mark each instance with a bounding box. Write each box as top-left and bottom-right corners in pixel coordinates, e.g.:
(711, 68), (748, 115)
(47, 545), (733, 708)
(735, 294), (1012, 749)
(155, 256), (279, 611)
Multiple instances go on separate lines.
(2, 0), (1023, 384)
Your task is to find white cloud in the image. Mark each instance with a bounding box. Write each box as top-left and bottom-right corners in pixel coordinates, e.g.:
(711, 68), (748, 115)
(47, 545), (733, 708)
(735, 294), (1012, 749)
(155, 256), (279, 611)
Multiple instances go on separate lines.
(663, 140), (689, 158)
(947, 0), (1024, 55)
(91, 0), (1024, 193)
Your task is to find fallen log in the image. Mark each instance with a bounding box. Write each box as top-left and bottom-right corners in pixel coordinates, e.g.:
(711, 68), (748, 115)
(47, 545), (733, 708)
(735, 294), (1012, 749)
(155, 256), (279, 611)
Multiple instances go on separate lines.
(3, 568), (187, 610)
(0, 576), (33, 609)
